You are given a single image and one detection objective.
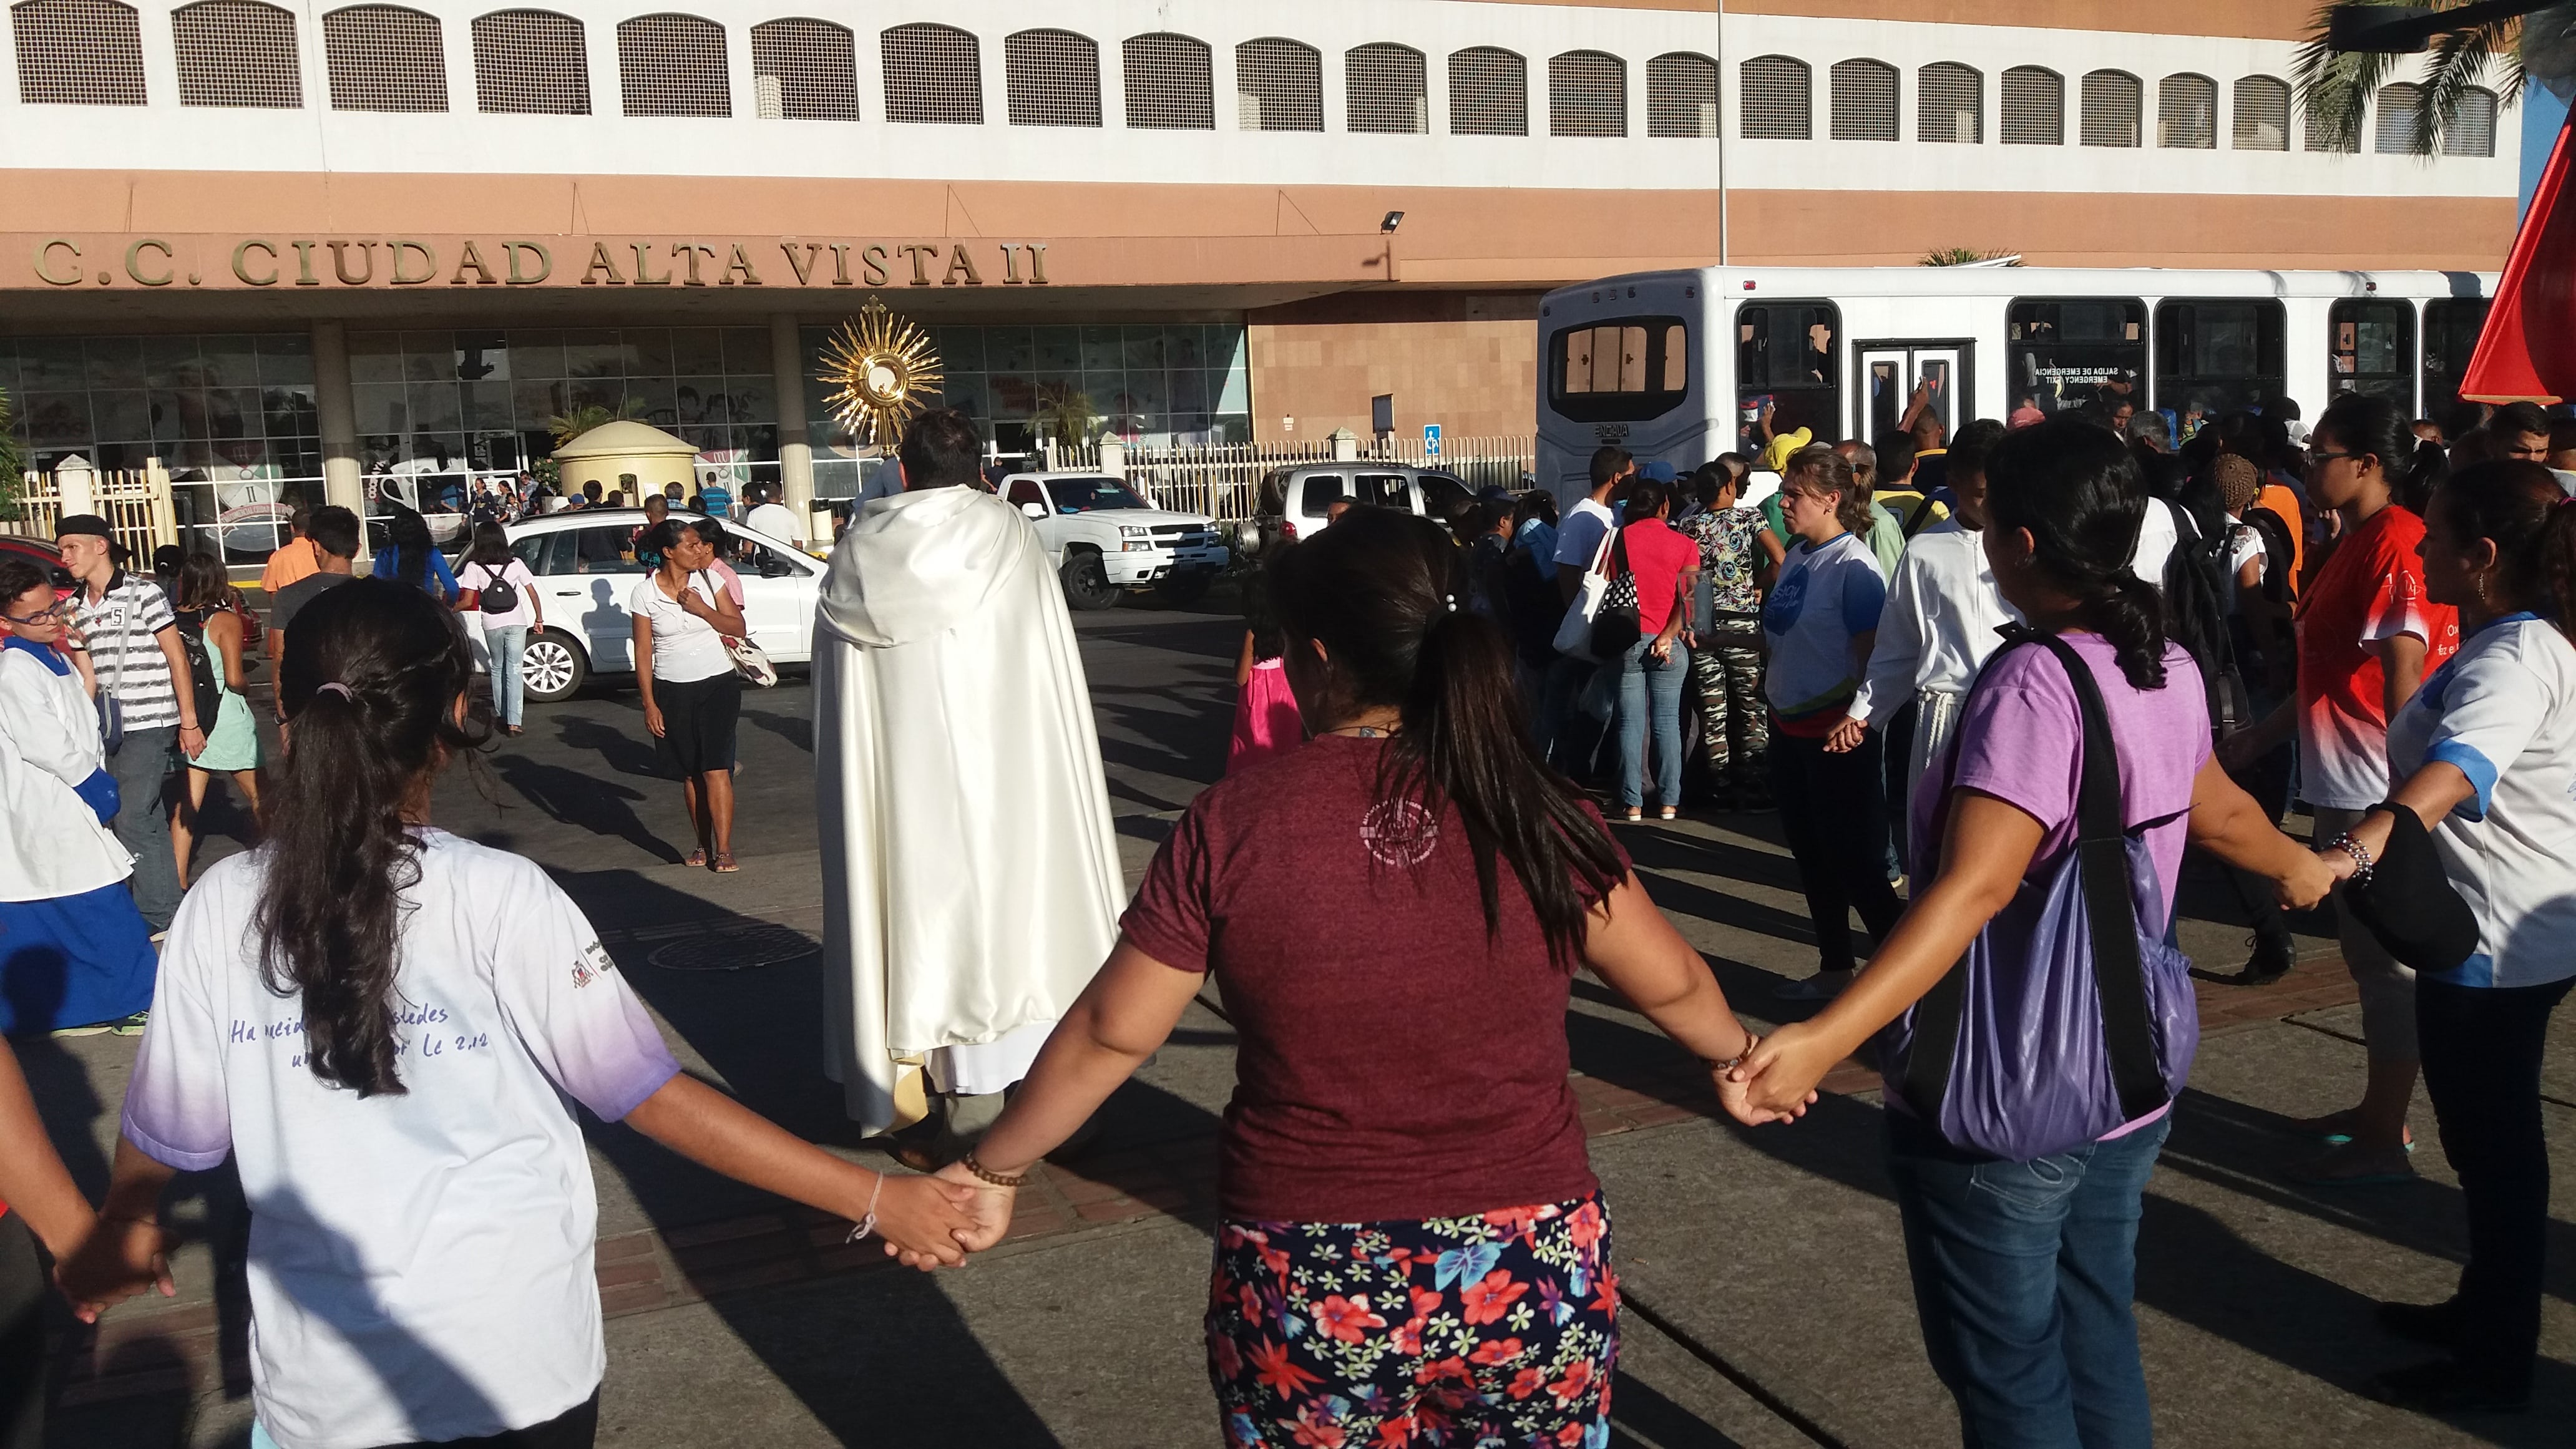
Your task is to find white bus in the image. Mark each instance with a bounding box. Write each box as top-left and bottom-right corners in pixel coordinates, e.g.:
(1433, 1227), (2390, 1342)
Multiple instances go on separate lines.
(1534, 266), (2497, 507)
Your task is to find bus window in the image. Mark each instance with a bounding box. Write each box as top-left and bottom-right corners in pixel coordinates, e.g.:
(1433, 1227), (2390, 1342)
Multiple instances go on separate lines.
(1736, 301), (1839, 457)
(1550, 316), (1688, 423)
(2329, 298), (2414, 411)
(2154, 299), (2285, 422)
(2422, 297), (2492, 439)
(2006, 298), (2144, 421)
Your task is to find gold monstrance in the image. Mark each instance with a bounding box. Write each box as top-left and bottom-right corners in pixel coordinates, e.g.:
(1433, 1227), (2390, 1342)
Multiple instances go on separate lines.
(819, 298), (944, 446)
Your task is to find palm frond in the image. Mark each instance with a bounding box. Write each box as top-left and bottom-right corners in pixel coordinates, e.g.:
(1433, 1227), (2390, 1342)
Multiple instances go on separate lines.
(2295, 1), (2404, 153)
(0, 389), (25, 522)
(2415, 17), (2516, 154)
(2300, 0), (2527, 156)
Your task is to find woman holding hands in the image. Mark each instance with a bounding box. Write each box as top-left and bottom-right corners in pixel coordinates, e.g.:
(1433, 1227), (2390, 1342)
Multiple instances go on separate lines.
(934, 510), (1789, 1449)
(1732, 421), (2331, 1448)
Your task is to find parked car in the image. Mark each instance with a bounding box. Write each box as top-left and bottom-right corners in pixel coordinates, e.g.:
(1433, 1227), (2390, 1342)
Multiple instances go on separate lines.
(0, 535), (70, 592)
(999, 472), (1231, 610)
(1243, 464), (1477, 556)
(498, 509), (824, 702)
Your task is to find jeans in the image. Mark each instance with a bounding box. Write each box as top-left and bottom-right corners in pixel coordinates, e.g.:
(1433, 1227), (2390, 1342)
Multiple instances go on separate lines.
(1617, 638), (1689, 808)
(484, 624), (530, 727)
(1888, 1111), (2172, 1449)
(2417, 973), (2575, 1390)
(106, 725), (180, 932)
(1770, 729), (1905, 972)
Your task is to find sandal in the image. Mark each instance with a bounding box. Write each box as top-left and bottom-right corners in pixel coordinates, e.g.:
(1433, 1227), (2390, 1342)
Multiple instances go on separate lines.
(713, 852), (740, 874)
(683, 849), (707, 869)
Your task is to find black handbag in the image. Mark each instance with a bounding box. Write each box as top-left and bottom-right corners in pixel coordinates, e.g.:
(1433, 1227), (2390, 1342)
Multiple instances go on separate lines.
(1589, 529), (1642, 658)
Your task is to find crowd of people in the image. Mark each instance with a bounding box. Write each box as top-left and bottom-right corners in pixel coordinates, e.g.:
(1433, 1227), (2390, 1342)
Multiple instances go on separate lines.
(1, 387), (2573, 1449)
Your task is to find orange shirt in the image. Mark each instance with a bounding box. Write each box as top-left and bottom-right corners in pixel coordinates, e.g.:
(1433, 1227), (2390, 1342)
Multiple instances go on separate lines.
(259, 536), (318, 595)
(2252, 482), (2304, 598)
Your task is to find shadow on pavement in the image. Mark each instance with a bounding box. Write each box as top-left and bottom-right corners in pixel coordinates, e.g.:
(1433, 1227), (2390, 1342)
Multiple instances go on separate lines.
(487, 759), (683, 866)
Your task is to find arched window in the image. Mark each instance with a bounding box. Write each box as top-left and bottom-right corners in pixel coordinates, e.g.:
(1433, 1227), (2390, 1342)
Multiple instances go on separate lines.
(2375, 82), (2419, 152)
(881, 22), (979, 124)
(1123, 32), (1209, 129)
(750, 18), (855, 121)
(11, 0), (144, 104)
(173, 0), (300, 107)
(1448, 46), (1525, 136)
(1918, 61), (1978, 143)
(1003, 29), (1098, 126)
(1347, 42), (1426, 134)
(473, 9), (588, 114)
(2157, 72), (2215, 147)
(1647, 52), (1717, 138)
(2446, 85), (2498, 156)
(2232, 75), (2288, 150)
(1999, 65), (2061, 144)
(324, 5), (446, 112)
(1829, 58), (1896, 141)
(1234, 37), (1320, 131)
(2079, 69), (2140, 147)
(1739, 54), (1809, 139)
(618, 13), (726, 117)
(1549, 50), (1624, 136)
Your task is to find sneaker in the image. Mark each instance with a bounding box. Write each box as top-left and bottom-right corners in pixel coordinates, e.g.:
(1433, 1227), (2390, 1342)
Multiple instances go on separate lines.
(1772, 972), (1852, 1002)
(2289, 1139), (2417, 1187)
(48, 1022), (114, 1038)
(2369, 1357), (2529, 1414)
(110, 1012), (149, 1037)
(2375, 1298), (2464, 1349)
(2224, 935), (2295, 987)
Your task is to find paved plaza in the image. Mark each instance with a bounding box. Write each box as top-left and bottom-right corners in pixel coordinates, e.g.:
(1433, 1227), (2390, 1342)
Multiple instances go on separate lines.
(29, 595), (2576, 1449)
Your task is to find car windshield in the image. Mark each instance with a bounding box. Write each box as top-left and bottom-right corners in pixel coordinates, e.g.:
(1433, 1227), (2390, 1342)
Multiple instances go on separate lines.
(1046, 478), (1148, 513)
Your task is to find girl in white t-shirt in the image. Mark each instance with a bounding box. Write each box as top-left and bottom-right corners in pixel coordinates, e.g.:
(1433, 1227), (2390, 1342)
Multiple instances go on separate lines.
(630, 517), (749, 872)
(456, 521), (545, 736)
(2313, 461), (2576, 1414)
(62, 579), (973, 1449)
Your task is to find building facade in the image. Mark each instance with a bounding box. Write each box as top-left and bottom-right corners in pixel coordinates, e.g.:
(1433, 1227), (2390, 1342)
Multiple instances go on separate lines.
(0, 0), (2520, 547)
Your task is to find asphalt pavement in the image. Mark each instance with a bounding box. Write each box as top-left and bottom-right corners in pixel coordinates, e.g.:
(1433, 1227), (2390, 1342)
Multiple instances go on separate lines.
(32, 593), (2576, 1448)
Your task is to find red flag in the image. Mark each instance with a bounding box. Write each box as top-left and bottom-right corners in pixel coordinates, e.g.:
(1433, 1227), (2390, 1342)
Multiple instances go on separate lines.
(2462, 114), (2576, 404)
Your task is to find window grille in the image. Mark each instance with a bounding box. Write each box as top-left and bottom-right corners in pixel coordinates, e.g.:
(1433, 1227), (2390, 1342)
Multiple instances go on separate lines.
(2000, 65), (2061, 144)
(1448, 46), (1525, 136)
(1123, 31), (1210, 129)
(2375, 82), (2419, 152)
(2305, 92), (2360, 151)
(1235, 37), (1319, 130)
(1549, 50), (1623, 137)
(1347, 42), (1425, 134)
(1647, 52), (1717, 138)
(2232, 75), (2288, 150)
(618, 14), (726, 117)
(1004, 29), (1098, 126)
(1739, 54), (1808, 139)
(2446, 85), (2497, 156)
(2157, 73), (2215, 148)
(882, 22), (979, 124)
(2079, 69), (2140, 147)
(1829, 58), (1896, 141)
(173, 1), (300, 107)
(749, 18), (855, 121)
(1917, 61), (1978, 143)
(474, 9), (588, 114)
(324, 5), (446, 112)
(12, 0), (145, 104)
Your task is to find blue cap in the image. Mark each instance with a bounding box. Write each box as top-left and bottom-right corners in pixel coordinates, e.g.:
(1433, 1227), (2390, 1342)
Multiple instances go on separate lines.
(1638, 460), (1677, 483)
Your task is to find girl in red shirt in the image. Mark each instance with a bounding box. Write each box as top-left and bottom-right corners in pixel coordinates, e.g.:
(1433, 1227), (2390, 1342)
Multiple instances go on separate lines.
(1611, 480), (1702, 821)
(935, 510), (1789, 1449)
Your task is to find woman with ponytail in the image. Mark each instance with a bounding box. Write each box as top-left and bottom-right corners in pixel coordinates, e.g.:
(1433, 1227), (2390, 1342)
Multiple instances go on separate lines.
(62, 580), (975, 1448)
(2220, 390), (2458, 1184)
(1735, 419), (2331, 1446)
(930, 509), (1784, 1448)
(2315, 461), (2576, 1413)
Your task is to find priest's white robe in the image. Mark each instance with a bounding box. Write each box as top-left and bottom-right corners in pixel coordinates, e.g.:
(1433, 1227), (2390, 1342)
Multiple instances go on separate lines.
(812, 485), (1125, 1133)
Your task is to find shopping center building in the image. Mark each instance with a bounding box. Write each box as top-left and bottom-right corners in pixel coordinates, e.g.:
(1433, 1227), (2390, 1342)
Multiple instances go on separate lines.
(0, 0), (2523, 549)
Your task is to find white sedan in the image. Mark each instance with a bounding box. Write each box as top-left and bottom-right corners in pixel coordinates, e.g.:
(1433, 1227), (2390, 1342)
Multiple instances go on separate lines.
(496, 509), (823, 702)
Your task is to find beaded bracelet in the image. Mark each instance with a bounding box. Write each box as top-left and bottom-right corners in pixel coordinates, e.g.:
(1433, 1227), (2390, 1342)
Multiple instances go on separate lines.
(960, 1152), (1029, 1189)
(2329, 832), (2376, 886)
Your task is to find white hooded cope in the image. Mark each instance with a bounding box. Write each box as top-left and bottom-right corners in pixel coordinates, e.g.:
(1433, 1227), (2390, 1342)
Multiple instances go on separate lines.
(813, 485), (1123, 1133)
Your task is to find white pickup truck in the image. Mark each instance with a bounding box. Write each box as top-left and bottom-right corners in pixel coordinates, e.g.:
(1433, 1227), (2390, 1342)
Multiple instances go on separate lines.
(1002, 472), (1231, 610)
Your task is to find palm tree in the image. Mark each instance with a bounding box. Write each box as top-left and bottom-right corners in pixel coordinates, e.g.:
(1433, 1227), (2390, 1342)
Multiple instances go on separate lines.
(1030, 385), (1101, 449)
(1920, 246), (2022, 266)
(0, 390), (28, 523)
(544, 396), (648, 447)
(2295, 0), (2527, 155)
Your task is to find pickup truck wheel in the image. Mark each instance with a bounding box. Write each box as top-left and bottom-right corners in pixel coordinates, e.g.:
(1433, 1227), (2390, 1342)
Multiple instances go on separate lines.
(519, 630), (589, 703)
(1059, 550), (1123, 611)
(1151, 572), (1212, 608)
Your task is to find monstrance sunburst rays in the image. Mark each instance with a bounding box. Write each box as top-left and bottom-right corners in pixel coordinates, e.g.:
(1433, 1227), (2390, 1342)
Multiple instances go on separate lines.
(819, 298), (944, 446)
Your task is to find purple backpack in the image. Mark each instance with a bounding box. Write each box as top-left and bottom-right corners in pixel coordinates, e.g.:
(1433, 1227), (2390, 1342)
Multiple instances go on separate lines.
(1880, 629), (2200, 1163)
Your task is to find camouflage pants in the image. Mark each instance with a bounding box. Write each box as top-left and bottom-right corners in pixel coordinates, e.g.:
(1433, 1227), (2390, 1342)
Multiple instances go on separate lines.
(1690, 633), (1768, 778)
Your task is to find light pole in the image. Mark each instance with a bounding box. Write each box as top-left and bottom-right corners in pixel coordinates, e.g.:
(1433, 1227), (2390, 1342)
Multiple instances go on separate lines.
(1717, 0), (1729, 265)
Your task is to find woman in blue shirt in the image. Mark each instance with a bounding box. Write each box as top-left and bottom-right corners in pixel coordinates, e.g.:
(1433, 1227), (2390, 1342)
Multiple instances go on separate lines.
(371, 507), (459, 603)
(2315, 459), (2576, 1413)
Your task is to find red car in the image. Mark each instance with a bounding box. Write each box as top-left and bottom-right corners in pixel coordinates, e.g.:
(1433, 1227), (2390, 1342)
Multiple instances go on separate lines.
(0, 534), (70, 594)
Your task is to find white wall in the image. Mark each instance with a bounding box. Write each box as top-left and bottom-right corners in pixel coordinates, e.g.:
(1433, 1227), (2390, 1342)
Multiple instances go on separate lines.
(0, 0), (2518, 198)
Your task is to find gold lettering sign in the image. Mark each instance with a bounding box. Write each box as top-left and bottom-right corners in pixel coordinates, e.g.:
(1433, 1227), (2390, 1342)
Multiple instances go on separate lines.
(26, 237), (1061, 289)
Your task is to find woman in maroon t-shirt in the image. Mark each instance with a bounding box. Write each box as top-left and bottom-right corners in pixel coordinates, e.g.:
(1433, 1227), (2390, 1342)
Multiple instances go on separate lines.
(939, 510), (1788, 1449)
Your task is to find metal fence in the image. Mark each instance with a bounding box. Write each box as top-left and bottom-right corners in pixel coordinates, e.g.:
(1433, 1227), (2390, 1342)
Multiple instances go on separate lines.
(1117, 436), (1534, 520)
(7, 463), (181, 562)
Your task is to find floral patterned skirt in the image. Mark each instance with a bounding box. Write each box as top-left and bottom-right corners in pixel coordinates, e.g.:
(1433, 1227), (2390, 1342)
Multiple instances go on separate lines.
(1206, 1195), (1618, 1448)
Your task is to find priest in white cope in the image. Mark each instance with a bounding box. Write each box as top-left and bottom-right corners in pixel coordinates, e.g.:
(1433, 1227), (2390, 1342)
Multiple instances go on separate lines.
(812, 409), (1125, 1159)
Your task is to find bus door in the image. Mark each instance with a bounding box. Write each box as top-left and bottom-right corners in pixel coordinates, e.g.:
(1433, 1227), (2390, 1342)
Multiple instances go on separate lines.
(1858, 341), (1968, 442)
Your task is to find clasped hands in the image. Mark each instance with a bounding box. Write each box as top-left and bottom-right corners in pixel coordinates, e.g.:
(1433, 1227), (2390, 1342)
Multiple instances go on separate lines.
(1712, 1021), (1843, 1125)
